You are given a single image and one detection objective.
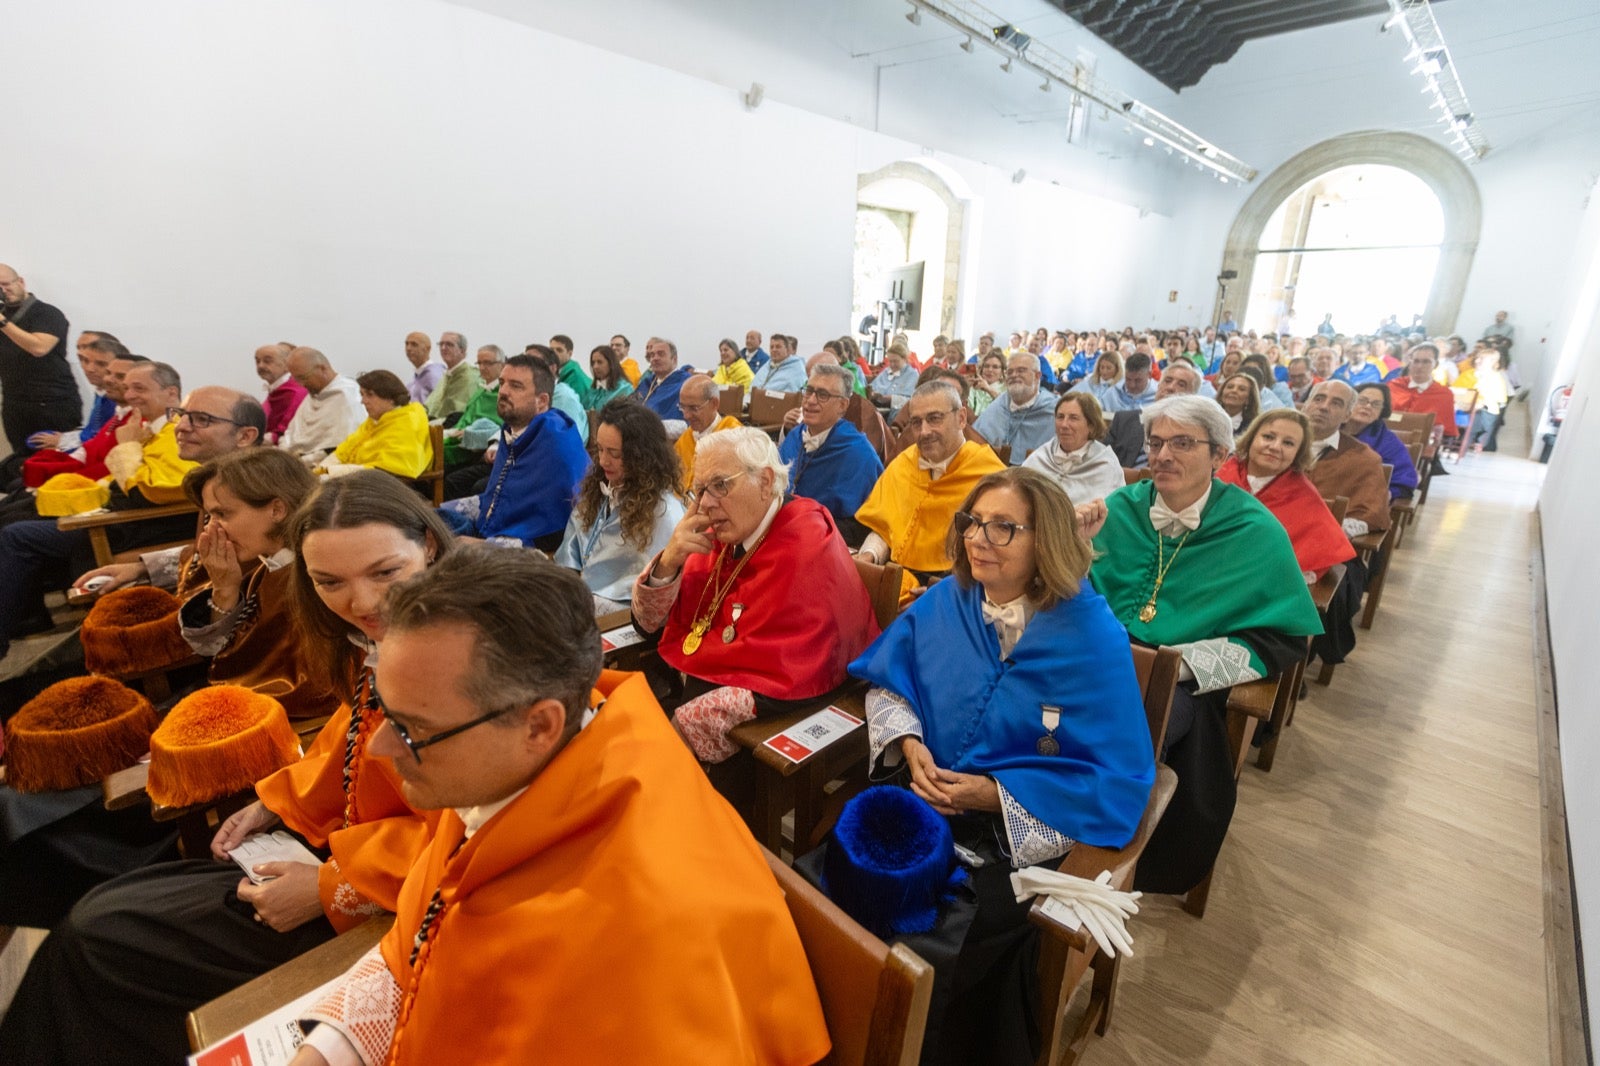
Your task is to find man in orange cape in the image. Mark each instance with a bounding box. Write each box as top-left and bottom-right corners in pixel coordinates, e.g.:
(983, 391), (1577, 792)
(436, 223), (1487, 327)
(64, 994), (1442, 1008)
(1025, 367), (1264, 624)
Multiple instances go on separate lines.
(294, 548), (829, 1066)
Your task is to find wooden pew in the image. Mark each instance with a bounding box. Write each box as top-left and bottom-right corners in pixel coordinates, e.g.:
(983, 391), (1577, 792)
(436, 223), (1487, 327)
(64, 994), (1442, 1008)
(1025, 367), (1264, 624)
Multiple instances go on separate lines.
(58, 502), (200, 568)
(1031, 643), (1181, 1063)
(415, 424), (446, 506)
(748, 387), (802, 436)
(764, 849), (935, 1066)
(717, 384), (745, 420)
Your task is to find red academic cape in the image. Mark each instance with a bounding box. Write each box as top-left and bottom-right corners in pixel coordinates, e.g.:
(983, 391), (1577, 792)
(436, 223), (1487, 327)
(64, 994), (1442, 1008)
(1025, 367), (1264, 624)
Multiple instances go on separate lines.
(21, 409), (135, 488)
(378, 670), (831, 1066)
(659, 497), (879, 700)
(254, 672), (437, 932)
(1389, 379), (1459, 437)
(1218, 457), (1356, 579)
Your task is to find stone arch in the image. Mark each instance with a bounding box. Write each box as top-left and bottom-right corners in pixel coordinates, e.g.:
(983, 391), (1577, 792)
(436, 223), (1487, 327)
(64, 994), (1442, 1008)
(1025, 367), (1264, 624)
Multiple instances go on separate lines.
(1218, 130), (1482, 333)
(857, 161), (967, 340)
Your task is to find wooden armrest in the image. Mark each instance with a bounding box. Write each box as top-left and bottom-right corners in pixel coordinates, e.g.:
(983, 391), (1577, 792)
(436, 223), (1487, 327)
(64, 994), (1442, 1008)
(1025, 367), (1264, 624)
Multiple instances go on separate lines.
(1350, 530), (1387, 555)
(1311, 564), (1345, 612)
(728, 684), (869, 776)
(103, 762), (151, 811)
(1028, 765), (1178, 951)
(187, 914), (395, 1052)
(1391, 498), (1416, 516)
(1226, 678), (1278, 719)
(57, 502), (198, 531)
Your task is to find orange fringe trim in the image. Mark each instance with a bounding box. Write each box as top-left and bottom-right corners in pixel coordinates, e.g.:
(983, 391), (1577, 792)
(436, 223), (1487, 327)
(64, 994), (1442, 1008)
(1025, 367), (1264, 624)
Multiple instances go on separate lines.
(81, 586), (191, 677)
(4, 677), (158, 793)
(147, 685), (302, 808)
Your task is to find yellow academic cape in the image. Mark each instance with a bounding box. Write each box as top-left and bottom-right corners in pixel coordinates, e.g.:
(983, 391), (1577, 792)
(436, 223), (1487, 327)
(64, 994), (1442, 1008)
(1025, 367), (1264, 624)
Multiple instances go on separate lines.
(713, 359), (754, 389)
(674, 414), (743, 491)
(332, 403), (432, 479)
(103, 421), (196, 504)
(856, 439), (1005, 576)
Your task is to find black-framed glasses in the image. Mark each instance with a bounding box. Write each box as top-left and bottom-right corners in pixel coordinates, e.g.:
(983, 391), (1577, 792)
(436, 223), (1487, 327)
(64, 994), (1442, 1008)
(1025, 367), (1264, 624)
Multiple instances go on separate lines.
(687, 470), (745, 502)
(905, 408), (957, 432)
(379, 699), (516, 763)
(954, 511), (1032, 547)
(1145, 434), (1213, 456)
(166, 407), (244, 430)
(801, 385), (845, 402)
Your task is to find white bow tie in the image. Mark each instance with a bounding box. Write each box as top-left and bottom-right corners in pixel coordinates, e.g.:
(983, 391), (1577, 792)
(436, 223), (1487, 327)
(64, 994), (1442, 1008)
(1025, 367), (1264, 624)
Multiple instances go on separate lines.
(1409, 380), (1431, 391)
(917, 457), (949, 479)
(982, 599), (1026, 631)
(1148, 499), (1201, 537)
(802, 431), (824, 453)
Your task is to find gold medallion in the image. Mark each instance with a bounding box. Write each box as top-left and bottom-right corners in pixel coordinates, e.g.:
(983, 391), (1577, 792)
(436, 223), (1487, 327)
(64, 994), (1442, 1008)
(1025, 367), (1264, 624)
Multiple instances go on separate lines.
(1138, 602), (1157, 624)
(682, 624), (706, 655)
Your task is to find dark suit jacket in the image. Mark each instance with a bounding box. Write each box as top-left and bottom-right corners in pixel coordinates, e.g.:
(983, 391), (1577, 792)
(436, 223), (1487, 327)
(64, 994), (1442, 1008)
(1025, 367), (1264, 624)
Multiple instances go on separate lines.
(1107, 409), (1146, 468)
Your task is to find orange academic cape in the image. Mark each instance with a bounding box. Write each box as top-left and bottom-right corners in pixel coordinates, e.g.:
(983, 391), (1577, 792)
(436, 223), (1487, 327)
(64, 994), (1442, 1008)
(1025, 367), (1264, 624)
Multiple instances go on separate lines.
(377, 670), (831, 1066)
(253, 671), (436, 932)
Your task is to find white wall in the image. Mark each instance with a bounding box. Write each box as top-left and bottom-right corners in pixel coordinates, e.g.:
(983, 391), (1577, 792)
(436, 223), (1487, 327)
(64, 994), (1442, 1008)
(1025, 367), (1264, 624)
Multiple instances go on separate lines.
(1539, 173), (1600, 1027)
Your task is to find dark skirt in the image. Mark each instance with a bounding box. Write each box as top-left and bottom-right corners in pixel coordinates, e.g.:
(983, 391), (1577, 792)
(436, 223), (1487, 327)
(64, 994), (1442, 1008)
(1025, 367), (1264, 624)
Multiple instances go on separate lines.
(0, 859), (335, 1066)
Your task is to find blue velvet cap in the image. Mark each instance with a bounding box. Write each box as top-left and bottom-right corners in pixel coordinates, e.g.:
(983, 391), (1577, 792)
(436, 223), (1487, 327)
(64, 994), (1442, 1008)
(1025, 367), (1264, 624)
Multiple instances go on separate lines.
(821, 786), (965, 940)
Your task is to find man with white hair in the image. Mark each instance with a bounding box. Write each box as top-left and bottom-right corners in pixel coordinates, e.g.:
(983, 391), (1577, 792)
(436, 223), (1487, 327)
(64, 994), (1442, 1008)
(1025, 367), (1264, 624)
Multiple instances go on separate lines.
(255, 343), (306, 445)
(972, 352), (1057, 464)
(1105, 360), (1204, 468)
(777, 363), (882, 546)
(424, 331), (476, 420)
(1086, 393), (1320, 898)
(277, 347), (363, 467)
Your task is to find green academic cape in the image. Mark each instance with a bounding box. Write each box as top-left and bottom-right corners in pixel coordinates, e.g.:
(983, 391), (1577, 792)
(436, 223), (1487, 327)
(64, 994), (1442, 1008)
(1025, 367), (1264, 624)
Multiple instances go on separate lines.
(1091, 478), (1322, 692)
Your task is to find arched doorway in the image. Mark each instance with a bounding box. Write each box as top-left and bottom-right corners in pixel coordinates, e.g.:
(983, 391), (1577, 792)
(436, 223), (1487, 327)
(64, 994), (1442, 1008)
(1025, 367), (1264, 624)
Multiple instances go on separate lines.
(855, 162), (967, 361)
(1217, 131), (1481, 335)
(1243, 164), (1444, 337)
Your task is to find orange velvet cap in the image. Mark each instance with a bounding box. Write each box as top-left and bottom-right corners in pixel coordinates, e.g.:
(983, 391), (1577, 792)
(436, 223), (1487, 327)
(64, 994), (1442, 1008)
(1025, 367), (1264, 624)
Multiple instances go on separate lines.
(147, 685), (302, 808)
(4, 677), (158, 793)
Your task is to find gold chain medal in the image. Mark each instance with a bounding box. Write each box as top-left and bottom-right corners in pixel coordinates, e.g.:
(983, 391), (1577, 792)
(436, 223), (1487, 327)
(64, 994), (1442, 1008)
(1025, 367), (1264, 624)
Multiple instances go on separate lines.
(1139, 601), (1158, 624)
(1140, 528), (1193, 625)
(682, 622), (707, 655)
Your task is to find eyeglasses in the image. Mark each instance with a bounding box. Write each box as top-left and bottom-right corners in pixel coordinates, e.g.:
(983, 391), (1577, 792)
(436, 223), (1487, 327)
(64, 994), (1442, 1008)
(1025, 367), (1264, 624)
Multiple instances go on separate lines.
(1352, 396), (1384, 409)
(801, 386), (845, 402)
(166, 407), (244, 430)
(678, 398), (713, 413)
(687, 470), (745, 501)
(905, 409), (957, 431)
(379, 698), (516, 763)
(1145, 434), (1214, 455)
(954, 511), (1032, 547)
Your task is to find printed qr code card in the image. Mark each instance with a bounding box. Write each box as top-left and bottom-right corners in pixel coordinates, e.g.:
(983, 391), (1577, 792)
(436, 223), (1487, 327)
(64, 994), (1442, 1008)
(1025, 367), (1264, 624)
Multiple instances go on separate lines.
(761, 705), (864, 764)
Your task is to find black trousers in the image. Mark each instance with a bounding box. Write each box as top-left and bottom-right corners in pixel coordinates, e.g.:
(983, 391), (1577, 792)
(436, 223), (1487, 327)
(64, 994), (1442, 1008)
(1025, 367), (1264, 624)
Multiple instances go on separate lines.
(1, 395), (80, 458)
(1135, 686), (1237, 895)
(0, 860), (335, 1066)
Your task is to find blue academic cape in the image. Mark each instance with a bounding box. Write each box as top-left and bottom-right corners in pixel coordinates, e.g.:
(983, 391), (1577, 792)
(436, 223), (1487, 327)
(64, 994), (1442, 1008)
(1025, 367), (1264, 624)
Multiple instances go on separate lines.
(1353, 419), (1419, 498)
(634, 365), (693, 421)
(1065, 352), (1094, 386)
(476, 408), (590, 543)
(82, 393), (117, 439)
(1331, 362), (1381, 386)
(849, 577), (1156, 848)
(778, 419), (883, 532)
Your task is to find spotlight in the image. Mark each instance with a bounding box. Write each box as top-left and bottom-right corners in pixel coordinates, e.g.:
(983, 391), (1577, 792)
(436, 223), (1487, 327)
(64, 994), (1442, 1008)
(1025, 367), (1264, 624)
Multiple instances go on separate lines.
(959, 35), (974, 53)
(992, 24), (1033, 53)
(905, 5), (920, 26)
(1450, 112), (1474, 130)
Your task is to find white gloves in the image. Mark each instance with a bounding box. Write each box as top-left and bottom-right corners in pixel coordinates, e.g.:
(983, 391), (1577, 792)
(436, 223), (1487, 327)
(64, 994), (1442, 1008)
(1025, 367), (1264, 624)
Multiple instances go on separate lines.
(1011, 867), (1142, 958)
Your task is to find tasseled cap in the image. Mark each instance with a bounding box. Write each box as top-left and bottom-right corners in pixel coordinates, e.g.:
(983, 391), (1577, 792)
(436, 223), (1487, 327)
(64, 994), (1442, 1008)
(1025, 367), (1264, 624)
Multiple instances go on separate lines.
(146, 686), (301, 808)
(4, 677), (158, 793)
(80, 586), (192, 678)
(821, 785), (966, 940)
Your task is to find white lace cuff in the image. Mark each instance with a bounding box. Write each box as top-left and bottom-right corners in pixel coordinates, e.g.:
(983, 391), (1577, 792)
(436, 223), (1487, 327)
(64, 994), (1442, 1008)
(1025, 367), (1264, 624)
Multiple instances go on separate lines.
(1168, 637), (1263, 694)
(140, 545), (187, 591)
(301, 945), (400, 1066)
(998, 782), (1075, 867)
(865, 687), (922, 771)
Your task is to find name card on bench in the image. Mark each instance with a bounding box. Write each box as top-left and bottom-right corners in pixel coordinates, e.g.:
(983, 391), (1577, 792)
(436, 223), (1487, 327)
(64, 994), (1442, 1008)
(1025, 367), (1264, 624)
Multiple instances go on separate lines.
(762, 705), (864, 764)
(188, 973), (344, 1066)
(601, 625), (645, 654)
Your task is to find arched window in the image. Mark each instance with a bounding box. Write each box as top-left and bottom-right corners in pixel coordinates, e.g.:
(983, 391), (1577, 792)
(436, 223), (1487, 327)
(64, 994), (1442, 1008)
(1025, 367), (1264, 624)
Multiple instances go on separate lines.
(1244, 165), (1444, 336)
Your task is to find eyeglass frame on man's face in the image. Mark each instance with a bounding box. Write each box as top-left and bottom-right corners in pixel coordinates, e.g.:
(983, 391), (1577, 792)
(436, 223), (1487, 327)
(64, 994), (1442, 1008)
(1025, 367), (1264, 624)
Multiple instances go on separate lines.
(801, 385), (846, 403)
(378, 694), (517, 763)
(686, 470), (746, 503)
(905, 407), (957, 433)
(167, 406), (244, 430)
(1144, 434), (1214, 456)
(953, 510), (1032, 547)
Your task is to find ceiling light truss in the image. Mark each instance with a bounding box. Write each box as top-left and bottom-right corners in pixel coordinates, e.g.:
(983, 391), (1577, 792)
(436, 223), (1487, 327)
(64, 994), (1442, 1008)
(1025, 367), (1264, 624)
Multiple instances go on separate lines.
(906, 0), (1258, 183)
(1383, 0), (1489, 160)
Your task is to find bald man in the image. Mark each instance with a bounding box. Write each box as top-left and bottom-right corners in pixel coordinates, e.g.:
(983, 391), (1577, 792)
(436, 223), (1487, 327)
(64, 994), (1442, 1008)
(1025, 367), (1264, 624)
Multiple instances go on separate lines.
(0, 376), (265, 659)
(255, 343), (307, 445)
(278, 347), (363, 466)
(405, 331), (443, 404)
(0, 263), (77, 459)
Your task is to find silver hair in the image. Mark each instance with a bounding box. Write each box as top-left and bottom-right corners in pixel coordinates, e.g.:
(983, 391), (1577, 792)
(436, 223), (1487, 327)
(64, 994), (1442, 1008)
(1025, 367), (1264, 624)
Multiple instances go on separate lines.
(808, 362), (852, 394)
(647, 336), (679, 361)
(442, 331), (468, 352)
(477, 344), (505, 362)
(1140, 395), (1234, 455)
(911, 379), (962, 409)
(1161, 361), (1201, 386)
(695, 425), (791, 496)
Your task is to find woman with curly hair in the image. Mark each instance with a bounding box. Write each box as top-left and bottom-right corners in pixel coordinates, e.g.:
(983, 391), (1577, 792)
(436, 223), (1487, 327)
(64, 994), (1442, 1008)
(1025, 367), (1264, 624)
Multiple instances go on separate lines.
(554, 399), (686, 611)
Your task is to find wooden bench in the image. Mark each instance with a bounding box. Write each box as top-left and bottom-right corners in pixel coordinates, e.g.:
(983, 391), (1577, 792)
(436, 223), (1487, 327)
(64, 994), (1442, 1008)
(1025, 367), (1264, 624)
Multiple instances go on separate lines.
(58, 502), (200, 568)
